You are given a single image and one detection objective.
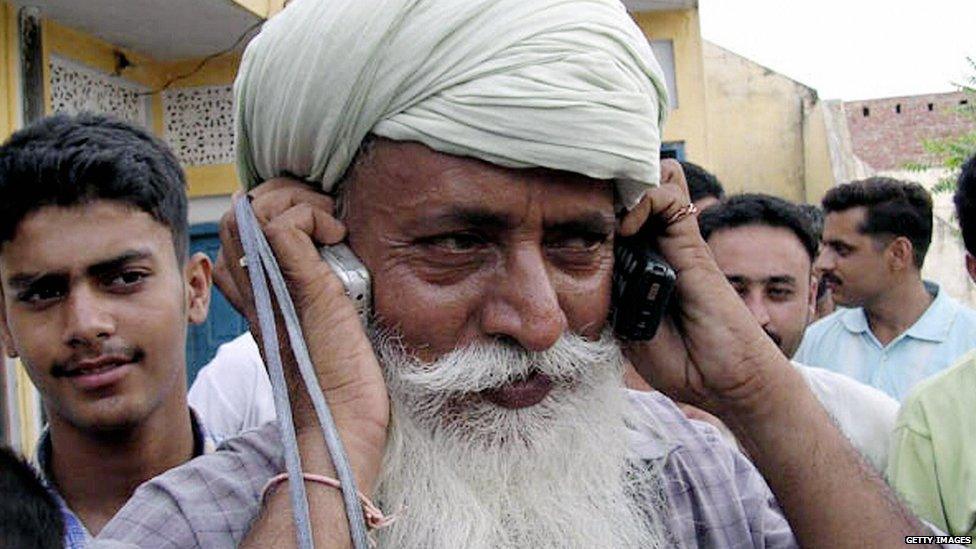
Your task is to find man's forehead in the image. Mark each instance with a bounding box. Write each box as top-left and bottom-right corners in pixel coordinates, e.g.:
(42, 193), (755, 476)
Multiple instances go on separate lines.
(824, 207), (867, 235)
(708, 225), (812, 273)
(348, 140), (616, 223)
(1, 202), (168, 276)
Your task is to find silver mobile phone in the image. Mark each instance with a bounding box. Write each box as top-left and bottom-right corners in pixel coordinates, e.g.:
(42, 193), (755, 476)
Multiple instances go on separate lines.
(319, 244), (371, 325)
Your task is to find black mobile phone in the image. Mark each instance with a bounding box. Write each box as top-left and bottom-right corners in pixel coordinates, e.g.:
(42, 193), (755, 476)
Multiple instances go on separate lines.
(610, 223), (677, 341)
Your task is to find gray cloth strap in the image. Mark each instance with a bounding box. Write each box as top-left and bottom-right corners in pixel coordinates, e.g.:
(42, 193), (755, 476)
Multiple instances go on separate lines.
(235, 196), (370, 549)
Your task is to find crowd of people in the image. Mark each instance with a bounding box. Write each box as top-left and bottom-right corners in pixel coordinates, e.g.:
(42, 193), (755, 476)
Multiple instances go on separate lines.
(1, 0), (975, 547)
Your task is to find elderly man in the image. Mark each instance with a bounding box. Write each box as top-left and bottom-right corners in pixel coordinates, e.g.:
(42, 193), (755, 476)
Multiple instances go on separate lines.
(93, 1), (932, 547)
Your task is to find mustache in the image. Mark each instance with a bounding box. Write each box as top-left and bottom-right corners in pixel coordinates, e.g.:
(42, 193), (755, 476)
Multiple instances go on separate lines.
(763, 328), (782, 348)
(819, 272), (841, 286)
(372, 327), (622, 398)
(51, 345), (144, 378)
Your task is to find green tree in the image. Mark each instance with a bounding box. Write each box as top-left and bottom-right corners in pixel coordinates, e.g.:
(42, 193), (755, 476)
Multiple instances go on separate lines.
(906, 57), (976, 193)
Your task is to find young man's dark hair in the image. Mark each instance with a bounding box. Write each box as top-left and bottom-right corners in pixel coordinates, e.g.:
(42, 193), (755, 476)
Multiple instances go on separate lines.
(680, 160), (725, 204)
(0, 112), (189, 261)
(821, 177), (932, 268)
(699, 193), (819, 262)
(0, 445), (64, 549)
(954, 153), (976, 256)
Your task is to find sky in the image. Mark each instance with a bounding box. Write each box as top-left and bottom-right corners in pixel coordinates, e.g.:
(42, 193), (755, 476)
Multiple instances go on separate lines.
(698, 0), (976, 101)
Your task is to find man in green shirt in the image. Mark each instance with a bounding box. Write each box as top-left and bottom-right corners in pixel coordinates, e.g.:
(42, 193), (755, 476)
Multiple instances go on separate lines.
(887, 153), (976, 539)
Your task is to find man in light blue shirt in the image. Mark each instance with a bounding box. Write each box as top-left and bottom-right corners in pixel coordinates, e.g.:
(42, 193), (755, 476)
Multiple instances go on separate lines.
(795, 177), (976, 401)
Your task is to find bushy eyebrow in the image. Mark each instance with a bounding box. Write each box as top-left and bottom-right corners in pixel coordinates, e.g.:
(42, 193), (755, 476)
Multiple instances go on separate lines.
(5, 249), (153, 290)
(546, 213), (615, 236)
(408, 207), (614, 235)
(726, 275), (798, 285)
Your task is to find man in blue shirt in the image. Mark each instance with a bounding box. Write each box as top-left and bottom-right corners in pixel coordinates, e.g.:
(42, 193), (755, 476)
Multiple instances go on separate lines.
(795, 177), (976, 400)
(0, 114), (215, 547)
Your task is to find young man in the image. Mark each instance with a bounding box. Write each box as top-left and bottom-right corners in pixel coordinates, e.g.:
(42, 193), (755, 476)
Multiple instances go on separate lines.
(795, 177), (976, 400)
(887, 153), (976, 539)
(0, 114), (213, 546)
(698, 193), (899, 471)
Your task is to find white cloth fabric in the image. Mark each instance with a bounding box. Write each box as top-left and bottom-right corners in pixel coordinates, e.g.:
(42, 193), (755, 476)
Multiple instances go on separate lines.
(188, 334), (276, 440)
(793, 361), (900, 472)
(189, 333), (900, 472)
(234, 0), (669, 209)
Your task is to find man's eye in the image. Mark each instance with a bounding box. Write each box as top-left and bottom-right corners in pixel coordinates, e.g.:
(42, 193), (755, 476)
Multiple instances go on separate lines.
(17, 283), (65, 305)
(547, 233), (609, 251)
(423, 233), (486, 252)
(106, 271), (148, 289)
(768, 287), (794, 300)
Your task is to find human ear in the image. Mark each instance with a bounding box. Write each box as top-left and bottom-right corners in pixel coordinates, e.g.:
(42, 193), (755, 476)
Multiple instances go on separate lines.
(966, 253), (976, 284)
(886, 236), (915, 271)
(184, 252), (213, 325)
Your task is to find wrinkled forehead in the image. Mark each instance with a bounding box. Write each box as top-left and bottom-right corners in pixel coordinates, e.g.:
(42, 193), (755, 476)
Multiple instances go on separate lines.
(342, 140), (616, 226)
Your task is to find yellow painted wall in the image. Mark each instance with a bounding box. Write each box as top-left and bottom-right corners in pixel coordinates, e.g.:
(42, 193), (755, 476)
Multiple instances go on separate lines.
(631, 9), (710, 165)
(0, 2), (20, 140)
(41, 20), (242, 198)
(703, 41), (825, 202)
(802, 100), (836, 203)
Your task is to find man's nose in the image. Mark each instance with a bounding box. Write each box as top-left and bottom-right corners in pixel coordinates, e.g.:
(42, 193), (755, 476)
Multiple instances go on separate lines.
(743, 291), (771, 327)
(479, 247), (568, 352)
(814, 248), (835, 274)
(62, 286), (114, 347)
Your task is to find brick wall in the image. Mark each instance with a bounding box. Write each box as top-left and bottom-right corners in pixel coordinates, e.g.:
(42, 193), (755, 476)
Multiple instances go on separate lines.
(845, 91), (974, 171)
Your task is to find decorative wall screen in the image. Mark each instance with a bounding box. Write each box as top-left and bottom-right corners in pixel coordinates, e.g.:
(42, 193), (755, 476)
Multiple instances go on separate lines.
(162, 85), (235, 166)
(49, 55), (151, 127)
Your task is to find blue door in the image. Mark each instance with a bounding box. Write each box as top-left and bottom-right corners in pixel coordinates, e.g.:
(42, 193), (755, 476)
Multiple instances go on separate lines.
(186, 223), (249, 386)
(661, 141), (686, 161)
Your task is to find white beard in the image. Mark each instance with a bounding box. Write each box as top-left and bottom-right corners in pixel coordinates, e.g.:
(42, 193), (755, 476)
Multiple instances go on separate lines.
(369, 328), (671, 549)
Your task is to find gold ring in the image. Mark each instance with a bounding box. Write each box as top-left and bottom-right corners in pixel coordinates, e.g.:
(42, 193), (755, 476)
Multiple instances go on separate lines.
(665, 203), (699, 226)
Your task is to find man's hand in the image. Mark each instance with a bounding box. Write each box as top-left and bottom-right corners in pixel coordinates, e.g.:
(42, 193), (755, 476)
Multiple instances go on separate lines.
(621, 159), (789, 417)
(216, 179), (388, 493)
(621, 161), (926, 547)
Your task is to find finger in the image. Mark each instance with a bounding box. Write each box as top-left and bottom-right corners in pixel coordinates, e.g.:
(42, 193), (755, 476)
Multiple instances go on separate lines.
(618, 193), (653, 237)
(263, 203), (350, 285)
(250, 180), (336, 224)
(262, 203), (373, 392)
(217, 197), (257, 324)
(659, 158), (690, 199)
(213, 248), (247, 315)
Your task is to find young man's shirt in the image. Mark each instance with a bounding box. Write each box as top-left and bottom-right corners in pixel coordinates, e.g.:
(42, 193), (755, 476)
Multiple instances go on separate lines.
(794, 283), (976, 401)
(34, 408), (218, 549)
(793, 362), (900, 472)
(887, 350), (976, 538)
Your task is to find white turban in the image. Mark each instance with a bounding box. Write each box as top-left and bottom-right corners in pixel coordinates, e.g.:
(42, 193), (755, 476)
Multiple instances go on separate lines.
(235, 0), (669, 209)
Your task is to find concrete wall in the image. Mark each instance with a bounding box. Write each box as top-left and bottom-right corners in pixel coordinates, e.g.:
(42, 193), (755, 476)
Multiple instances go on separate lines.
(701, 41), (832, 202)
(631, 9), (710, 164)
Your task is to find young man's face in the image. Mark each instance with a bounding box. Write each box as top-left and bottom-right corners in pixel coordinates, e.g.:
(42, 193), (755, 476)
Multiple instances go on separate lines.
(815, 207), (891, 308)
(706, 224), (815, 358)
(0, 200), (210, 433)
